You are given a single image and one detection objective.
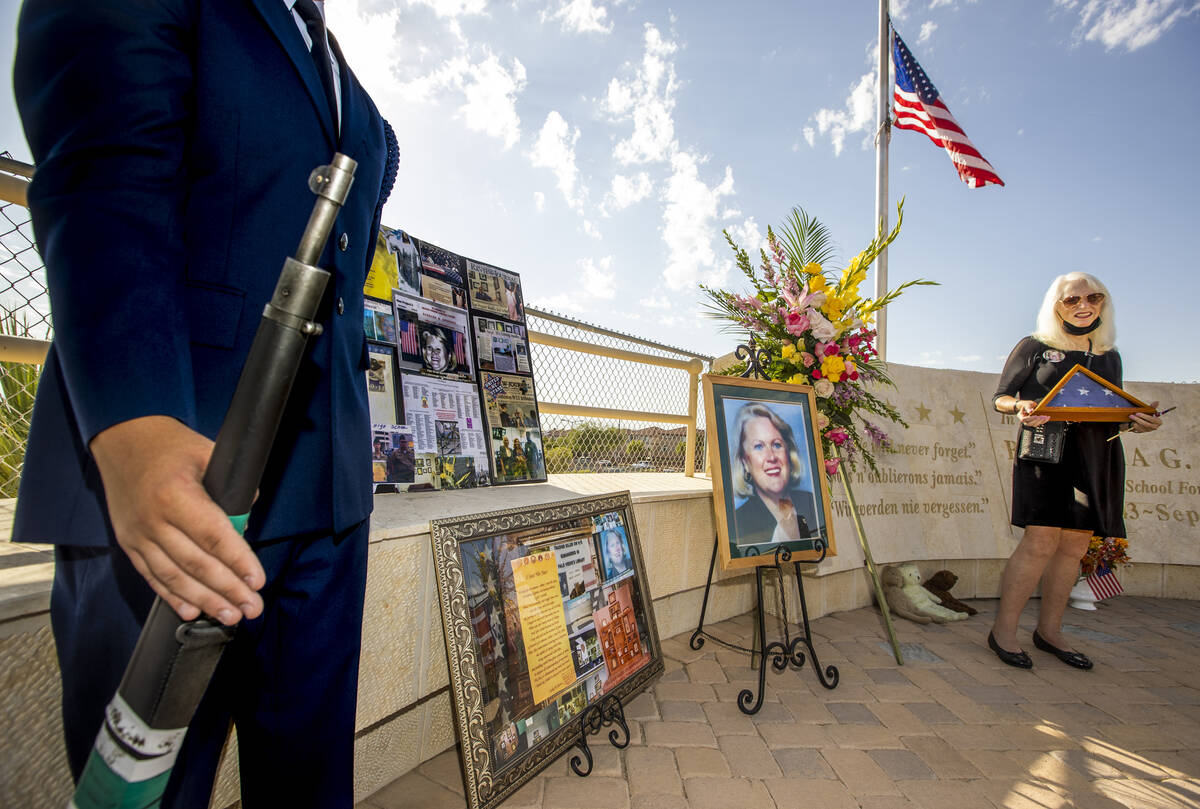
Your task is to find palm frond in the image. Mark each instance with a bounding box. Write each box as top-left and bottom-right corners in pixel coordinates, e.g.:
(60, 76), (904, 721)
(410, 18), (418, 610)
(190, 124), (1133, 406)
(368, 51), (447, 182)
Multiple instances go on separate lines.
(776, 207), (839, 272)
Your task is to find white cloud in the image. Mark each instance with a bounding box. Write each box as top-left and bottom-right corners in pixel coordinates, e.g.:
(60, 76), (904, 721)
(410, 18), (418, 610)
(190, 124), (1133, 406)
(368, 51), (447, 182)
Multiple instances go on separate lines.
(639, 293), (672, 309)
(891, 0), (912, 19)
(1055, 0), (1200, 51)
(534, 293), (585, 313)
(603, 172), (653, 213)
(408, 0), (489, 16)
(914, 351), (946, 367)
(918, 20), (939, 43)
(542, 0), (614, 34)
(582, 219), (602, 239)
(802, 127), (816, 147)
(604, 24), (679, 164)
(929, 0), (955, 9)
(533, 191), (546, 211)
(459, 52), (527, 148)
(954, 354), (982, 363)
(810, 69), (877, 155)
(579, 256), (617, 298)
(661, 151), (736, 290)
(529, 111), (584, 209)
(725, 217), (765, 259)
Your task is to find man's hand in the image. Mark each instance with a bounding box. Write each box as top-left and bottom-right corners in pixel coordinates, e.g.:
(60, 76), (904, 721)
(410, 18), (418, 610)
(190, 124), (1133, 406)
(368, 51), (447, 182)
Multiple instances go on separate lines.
(90, 415), (265, 624)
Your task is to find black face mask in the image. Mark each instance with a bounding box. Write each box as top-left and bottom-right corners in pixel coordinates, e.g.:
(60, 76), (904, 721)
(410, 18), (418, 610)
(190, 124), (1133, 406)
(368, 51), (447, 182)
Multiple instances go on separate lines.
(1062, 317), (1101, 336)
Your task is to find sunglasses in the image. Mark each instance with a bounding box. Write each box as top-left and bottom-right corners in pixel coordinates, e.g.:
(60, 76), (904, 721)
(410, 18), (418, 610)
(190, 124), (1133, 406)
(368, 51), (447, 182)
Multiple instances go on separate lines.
(1060, 293), (1105, 307)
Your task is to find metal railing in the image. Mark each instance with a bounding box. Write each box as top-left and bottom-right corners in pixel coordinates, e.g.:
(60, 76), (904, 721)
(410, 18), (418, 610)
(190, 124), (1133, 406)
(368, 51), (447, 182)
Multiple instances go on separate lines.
(525, 308), (712, 476)
(0, 152), (714, 494)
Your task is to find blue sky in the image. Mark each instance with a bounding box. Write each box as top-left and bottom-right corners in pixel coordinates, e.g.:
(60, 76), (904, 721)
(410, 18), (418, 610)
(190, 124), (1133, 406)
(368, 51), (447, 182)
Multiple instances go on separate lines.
(3, 0), (1198, 383)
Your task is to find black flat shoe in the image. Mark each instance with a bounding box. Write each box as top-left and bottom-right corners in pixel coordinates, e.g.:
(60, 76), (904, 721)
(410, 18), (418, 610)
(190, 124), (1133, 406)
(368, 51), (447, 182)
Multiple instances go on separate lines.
(988, 631), (1033, 669)
(1032, 631), (1093, 670)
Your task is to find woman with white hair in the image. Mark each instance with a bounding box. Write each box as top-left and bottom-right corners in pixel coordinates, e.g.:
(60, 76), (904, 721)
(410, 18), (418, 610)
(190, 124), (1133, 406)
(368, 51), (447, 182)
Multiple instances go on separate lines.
(731, 403), (820, 548)
(989, 272), (1161, 670)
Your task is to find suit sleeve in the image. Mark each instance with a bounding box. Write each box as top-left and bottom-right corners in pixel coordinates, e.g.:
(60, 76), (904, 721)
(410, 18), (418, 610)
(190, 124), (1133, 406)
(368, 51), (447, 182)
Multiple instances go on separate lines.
(14, 0), (199, 444)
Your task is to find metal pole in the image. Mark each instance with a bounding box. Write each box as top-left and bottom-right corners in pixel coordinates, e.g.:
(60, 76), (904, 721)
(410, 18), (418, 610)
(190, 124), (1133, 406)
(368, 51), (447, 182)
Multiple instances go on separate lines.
(685, 359), (701, 477)
(874, 0), (892, 361)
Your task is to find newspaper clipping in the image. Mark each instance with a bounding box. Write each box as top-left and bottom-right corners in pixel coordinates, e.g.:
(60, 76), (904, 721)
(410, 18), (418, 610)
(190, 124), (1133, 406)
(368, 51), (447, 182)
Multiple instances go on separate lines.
(393, 289), (474, 382)
(372, 423), (433, 492)
(402, 374), (491, 487)
(467, 259), (525, 322)
(474, 316), (531, 375)
(366, 343), (399, 425)
(480, 372), (545, 483)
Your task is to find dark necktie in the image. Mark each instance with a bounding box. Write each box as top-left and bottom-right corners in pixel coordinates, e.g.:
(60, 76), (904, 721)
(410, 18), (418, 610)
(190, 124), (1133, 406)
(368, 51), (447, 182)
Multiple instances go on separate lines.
(293, 0), (339, 131)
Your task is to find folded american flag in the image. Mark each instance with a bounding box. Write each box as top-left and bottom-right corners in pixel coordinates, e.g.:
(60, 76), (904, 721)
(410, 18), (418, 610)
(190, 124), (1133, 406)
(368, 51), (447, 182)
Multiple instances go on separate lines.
(892, 29), (1004, 189)
(1087, 566), (1124, 600)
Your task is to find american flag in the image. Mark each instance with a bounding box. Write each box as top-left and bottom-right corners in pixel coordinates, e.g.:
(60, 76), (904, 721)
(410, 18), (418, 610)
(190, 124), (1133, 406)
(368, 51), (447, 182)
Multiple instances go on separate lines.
(1046, 372), (1139, 408)
(399, 320), (419, 356)
(1087, 566), (1124, 600)
(892, 30), (1004, 189)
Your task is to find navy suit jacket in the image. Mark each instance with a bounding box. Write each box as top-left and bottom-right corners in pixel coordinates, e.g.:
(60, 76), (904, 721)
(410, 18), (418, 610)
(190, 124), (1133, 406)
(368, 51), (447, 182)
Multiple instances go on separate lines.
(13, 0), (398, 546)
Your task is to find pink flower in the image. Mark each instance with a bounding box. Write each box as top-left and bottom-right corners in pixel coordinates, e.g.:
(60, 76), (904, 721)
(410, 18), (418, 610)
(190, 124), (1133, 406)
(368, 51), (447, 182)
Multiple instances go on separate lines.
(824, 458), (841, 476)
(784, 311), (810, 337)
(823, 343), (839, 357)
(826, 428), (849, 446)
(800, 351), (816, 368)
(847, 336), (862, 348)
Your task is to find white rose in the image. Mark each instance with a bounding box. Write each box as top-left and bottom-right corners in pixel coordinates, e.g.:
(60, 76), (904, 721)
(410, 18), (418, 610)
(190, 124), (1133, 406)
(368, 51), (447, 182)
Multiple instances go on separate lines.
(814, 378), (834, 398)
(808, 309), (837, 341)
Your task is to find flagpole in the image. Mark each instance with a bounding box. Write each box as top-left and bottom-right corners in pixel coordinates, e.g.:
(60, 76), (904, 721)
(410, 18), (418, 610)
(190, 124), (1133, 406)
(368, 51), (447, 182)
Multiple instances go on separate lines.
(873, 0), (891, 360)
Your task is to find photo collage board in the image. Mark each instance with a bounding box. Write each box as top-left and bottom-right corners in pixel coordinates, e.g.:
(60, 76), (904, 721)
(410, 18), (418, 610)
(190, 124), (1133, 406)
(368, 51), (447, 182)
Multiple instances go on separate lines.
(431, 493), (662, 809)
(364, 225), (544, 492)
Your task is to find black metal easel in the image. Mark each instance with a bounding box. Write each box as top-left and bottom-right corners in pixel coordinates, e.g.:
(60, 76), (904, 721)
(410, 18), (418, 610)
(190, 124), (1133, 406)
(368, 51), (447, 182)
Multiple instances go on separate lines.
(688, 338), (839, 714)
(568, 694), (630, 776)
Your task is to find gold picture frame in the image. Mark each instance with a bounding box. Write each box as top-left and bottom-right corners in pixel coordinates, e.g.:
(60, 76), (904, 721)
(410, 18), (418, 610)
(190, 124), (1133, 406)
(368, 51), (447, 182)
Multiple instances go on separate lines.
(430, 492), (662, 809)
(703, 374), (838, 570)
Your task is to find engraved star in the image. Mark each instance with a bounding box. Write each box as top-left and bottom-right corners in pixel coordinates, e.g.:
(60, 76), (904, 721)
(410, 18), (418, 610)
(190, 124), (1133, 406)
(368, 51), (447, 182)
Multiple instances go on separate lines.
(915, 403), (932, 422)
(949, 406), (966, 424)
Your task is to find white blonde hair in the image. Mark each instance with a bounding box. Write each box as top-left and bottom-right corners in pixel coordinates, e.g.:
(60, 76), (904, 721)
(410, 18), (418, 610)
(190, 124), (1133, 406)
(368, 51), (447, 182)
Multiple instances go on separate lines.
(1031, 272), (1116, 353)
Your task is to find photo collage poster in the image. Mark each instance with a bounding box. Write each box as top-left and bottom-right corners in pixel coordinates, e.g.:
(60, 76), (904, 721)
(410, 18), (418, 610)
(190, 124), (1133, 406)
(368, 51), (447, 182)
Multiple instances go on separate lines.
(480, 372), (546, 484)
(363, 224), (541, 492)
(456, 509), (651, 775)
(371, 423), (433, 492)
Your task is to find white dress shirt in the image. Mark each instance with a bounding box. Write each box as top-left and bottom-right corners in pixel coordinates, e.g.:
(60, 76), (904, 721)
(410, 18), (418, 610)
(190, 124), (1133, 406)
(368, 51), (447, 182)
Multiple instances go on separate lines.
(283, 0), (342, 131)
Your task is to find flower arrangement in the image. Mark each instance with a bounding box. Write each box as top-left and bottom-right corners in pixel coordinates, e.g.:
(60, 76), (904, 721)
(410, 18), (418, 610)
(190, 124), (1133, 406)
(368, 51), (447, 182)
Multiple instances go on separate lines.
(701, 202), (934, 476)
(1080, 536), (1130, 576)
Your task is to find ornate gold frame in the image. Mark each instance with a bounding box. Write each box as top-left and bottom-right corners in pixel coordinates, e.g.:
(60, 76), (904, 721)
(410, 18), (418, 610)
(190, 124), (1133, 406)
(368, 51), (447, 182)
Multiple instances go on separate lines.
(430, 492), (663, 809)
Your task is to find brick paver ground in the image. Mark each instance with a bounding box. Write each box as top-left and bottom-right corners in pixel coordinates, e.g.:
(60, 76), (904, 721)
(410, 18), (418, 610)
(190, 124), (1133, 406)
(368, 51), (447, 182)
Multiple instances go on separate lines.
(359, 596), (1200, 809)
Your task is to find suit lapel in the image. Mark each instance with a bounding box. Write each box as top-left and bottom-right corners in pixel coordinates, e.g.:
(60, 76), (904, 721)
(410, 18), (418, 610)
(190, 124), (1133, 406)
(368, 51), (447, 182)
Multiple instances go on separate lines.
(249, 0), (338, 146)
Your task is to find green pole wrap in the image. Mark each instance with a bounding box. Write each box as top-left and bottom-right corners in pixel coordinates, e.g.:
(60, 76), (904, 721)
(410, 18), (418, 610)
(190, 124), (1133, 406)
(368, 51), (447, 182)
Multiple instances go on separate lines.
(70, 749), (172, 809)
(229, 513), (250, 536)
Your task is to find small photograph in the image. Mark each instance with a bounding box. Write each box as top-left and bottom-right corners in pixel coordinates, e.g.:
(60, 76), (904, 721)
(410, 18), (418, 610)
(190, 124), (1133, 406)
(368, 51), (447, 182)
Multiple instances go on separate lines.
(384, 227), (423, 296)
(594, 523), (633, 582)
(371, 424), (423, 493)
(436, 419), (462, 456)
(418, 239), (465, 286)
(435, 455), (477, 490)
(466, 259), (525, 322)
(521, 703), (561, 749)
(493, 720), (527, 767)
(569, 625), (604, 679)
(366, 343), (398, 424)
(562, 591), (600, 635)
(365, 298), (396, 345)
(492, 335), (516, 373)
(555, 681), (589, 726)
(490, 427), (544, 483)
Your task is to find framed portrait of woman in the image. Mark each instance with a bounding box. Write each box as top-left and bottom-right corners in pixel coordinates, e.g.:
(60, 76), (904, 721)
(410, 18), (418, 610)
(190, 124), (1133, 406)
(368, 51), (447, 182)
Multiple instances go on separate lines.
(703, 375), (838, 570)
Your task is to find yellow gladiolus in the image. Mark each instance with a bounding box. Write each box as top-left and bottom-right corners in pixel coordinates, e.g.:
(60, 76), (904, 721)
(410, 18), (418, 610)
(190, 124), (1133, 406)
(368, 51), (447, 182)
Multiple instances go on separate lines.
(781, 342), (797, 360)
(787, 373), (808, 385)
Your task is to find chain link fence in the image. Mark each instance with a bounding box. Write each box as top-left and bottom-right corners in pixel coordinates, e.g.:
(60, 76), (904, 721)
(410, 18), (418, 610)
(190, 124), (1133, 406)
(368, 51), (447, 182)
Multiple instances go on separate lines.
(0, 153), (715, 495)
(525, 308), (711, 474)
(0, 154), (47, 497)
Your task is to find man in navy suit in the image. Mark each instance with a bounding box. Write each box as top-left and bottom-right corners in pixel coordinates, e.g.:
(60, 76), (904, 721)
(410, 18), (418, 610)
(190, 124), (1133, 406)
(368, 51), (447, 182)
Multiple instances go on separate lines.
(13, 1), (397, 805)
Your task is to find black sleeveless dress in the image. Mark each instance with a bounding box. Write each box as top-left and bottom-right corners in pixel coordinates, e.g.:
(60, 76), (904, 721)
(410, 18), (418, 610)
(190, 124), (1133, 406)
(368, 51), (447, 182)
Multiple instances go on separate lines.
(993, 337), (1126, 537)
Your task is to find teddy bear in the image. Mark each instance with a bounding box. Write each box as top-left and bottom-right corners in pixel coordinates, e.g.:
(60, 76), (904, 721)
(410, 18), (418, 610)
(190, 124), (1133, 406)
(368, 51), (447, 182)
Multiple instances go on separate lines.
(922, 569), (977, 616)
(880, 563), (968, 624)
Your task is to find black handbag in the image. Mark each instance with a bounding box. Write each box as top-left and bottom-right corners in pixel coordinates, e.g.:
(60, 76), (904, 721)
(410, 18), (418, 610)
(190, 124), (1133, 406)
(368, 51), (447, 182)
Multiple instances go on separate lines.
(1017, 421), (1067, 463)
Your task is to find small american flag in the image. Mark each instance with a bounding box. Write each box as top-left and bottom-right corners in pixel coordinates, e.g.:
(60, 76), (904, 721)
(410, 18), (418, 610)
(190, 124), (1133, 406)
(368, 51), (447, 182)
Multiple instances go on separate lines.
(454, 331), (466, 365)
(892, 30), (1004, 189)
(1087, 566), (1124, 600)
(400, 320), (419, 356)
